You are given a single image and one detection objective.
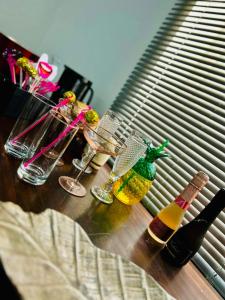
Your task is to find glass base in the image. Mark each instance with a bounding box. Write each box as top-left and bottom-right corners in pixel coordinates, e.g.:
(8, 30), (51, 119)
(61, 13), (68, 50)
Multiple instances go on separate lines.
(56, 159), (64, 167)
(4, 141), (29, 159)
(17, 164), (47, 185)
(91, 185), (113, 204)
(58, 176), (87, 197)
(72, 158), (92, 174)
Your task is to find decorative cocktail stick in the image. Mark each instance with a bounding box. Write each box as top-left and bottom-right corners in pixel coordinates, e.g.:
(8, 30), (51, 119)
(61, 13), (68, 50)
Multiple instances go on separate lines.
(17, 57), (36, 89)
(28, 61), (53, 93)
(38, 61), (53, 79)
(3, 48), (22, 84)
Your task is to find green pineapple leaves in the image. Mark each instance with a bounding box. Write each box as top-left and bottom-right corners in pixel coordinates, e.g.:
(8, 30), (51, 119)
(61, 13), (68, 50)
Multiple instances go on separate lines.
(144, 139), (170, 162)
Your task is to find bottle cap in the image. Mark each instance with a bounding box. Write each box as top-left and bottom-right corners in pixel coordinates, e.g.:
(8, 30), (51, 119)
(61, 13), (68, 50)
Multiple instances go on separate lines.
(190, 171), (209, 190)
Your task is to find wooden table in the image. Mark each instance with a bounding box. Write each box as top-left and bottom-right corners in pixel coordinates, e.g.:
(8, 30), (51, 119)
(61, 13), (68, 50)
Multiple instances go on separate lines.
(0, 117), (221, 300)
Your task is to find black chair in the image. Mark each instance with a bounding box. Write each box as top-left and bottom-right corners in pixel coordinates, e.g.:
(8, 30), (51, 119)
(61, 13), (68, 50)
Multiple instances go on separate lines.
(51, 65), (94, 105)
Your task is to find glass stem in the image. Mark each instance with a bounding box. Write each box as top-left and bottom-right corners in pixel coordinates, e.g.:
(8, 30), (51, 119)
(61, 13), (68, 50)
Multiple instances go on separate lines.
(80, 144), (91, 168)
(102, 172), (117, 193)
(74, 149), (96, 183)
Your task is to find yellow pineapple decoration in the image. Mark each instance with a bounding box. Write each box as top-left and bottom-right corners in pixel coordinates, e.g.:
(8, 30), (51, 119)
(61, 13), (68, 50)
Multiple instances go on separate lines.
(113, 140), (169, 205)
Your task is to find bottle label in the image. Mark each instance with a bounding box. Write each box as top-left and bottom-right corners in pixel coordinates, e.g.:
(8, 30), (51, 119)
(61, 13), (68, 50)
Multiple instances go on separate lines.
(149, 217), (174, 242)
(175, 197), (189, 210)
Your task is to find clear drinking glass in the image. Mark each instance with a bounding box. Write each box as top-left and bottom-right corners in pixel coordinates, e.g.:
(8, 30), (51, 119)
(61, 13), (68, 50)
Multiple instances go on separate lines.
(58, 125), (126, 197)
(72, 109), (122, 174)
(17, 110), (79, 185)
(91, 130), (148, 204)
(4, 92), (55, 159)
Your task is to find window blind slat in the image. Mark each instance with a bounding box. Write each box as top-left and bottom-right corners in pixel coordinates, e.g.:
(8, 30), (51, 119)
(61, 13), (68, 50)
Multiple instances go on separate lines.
(160, 25), (225, 40)
(140, 55), (225, 89)
(111, 1), (225, 295)
(122, 88), (225, 137)
(143, 47), (225, 78)
(155, 35), (225, 53)
(115, 102), (225, 167)
(133, 70), (225, 117)
(123, 89), (225, 137)
(134, 64), (225, 108)
(168, 13), (225, 22)
(128, 80), (225, 118)
(148, 43), (225, 68)
(151, 39), (225, 63)
(173, 6), (225, 13)
(162, 19), (225, 33)
(158, 30), (225, 47)
(175, 2), (225, 9)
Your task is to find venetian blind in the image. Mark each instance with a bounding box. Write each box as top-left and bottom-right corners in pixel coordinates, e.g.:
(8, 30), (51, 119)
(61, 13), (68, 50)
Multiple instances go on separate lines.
(111, 0), (225, 297)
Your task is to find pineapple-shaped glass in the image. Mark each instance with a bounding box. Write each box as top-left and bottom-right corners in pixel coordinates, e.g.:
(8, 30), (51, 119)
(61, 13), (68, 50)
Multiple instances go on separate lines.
(112, 139), (169, 205)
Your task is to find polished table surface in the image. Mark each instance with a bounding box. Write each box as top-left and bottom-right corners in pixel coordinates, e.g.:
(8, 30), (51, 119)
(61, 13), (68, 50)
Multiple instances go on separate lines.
(0, 117), (221, 300)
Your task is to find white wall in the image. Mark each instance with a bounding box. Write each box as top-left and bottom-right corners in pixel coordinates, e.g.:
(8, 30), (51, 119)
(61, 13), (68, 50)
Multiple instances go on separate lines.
(0, 0), (176, 114)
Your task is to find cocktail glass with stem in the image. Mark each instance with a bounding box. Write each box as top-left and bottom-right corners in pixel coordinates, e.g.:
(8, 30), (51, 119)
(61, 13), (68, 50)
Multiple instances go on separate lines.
(91, 130), (148, 204)
(58, 125), (126, 197)
(72, 109), (122, 174)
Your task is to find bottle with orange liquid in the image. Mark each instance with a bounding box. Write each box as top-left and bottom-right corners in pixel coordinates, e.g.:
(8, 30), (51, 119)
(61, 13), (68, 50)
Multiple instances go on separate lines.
(147, 171), (209, 244)
(112, 140), (169, 205)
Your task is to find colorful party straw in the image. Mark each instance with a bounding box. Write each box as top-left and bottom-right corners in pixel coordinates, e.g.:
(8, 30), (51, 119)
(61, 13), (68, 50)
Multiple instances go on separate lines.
(7, 54), (16, 84)
(37, 81), (60, 95)
(22, 73), (30, 89)
(11, 98), (70, 144)
(23, 108), (91, 168)
(3, 48), (22, 84)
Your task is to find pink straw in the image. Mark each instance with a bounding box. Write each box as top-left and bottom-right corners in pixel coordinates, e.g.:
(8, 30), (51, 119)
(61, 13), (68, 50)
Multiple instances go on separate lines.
(7, 55), (16, 84)
(11, 98), (70, 144)
(23, 110), (90, 168)
(22, 73), (30, 89)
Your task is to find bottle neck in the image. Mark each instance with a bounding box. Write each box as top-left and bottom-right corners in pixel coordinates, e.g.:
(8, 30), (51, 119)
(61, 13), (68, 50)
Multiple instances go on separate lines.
(195, 189), (225, 224)
(175, 182), (202, 210)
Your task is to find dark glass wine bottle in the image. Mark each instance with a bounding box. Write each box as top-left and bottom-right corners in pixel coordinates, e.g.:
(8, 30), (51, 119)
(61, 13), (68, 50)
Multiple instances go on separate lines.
(161, 188), (225, 267)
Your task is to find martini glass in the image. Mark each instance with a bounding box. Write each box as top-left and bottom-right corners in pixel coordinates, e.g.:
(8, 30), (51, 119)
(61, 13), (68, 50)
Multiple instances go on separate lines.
(58, 125), (126, 197)
(72, 109), (122, 174)
(91, 130), (148, 204)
